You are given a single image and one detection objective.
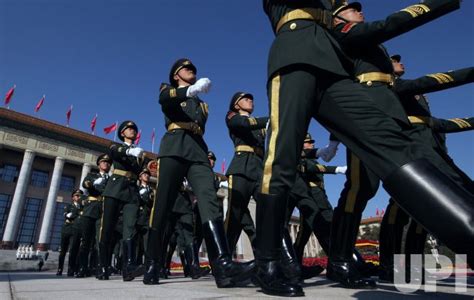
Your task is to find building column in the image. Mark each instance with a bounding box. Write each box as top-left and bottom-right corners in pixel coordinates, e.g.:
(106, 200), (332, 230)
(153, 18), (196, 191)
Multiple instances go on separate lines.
(79, 163), (91, 193)
(1, 150), (36, 249)
(36, 157), (65, 251)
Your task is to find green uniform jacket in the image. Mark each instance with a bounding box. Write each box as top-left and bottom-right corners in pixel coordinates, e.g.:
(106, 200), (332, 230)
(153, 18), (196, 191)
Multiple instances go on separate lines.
(331, 0), (461, 125)
(298, 154), (337, 189)
(264, 0), (351, 78)
(62, 202), (82, 231)
(137, 184), (154, 227)
(102, 143), (143, 203)
(81, 172), (108, 219)
(158, 83), (210, 163)
(226, 113), (268, 181)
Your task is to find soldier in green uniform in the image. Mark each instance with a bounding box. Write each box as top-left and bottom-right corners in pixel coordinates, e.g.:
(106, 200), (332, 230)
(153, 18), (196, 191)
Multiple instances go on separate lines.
(98, 120), (146, 281)
(326, 1), (474, 289)
(378, 54), (474, 281)
(76, 154), (112, 278)
(144, 59), (254, 286)
(291, 134), (346, 268)
(57, 189), (83, 277)
(136, 168), (154, 266)
(224, 92), (267, 255)
(259, 0), (472, 296)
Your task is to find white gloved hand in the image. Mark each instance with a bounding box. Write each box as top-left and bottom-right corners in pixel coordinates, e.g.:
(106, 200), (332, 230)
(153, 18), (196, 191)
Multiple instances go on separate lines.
(316, 140), (340, 162)
(66, 212), (73, 218)
(139, 188), (147, 195)
(186, 78), (212, 97)
(93, 177), (104, 186)
(335, 166), (347, 174)
(126, 147), (144, 158)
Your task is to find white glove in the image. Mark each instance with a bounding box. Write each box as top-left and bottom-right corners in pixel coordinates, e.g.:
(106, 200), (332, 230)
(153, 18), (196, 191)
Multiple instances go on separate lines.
(139, 188), (147, 195)
(335, 166), (347, 174)
(66, 212), (73, 218)
(316, 140), (340, 162)
(186, 78), (211, 97)
(93, 177), (104, 186)
(126, 147), (143, 157)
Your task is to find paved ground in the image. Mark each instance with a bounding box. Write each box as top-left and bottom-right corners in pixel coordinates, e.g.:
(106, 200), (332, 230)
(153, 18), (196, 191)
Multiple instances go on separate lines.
(1, 271), (473, 299)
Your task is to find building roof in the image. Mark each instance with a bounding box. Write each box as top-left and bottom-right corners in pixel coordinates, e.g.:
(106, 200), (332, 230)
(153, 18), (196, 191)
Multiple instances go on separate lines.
(0, 107), (156, 158)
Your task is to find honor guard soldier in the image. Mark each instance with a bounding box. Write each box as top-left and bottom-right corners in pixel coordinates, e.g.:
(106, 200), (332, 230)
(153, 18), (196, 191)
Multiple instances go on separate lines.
(76, 154), (112, 278)
(144, 59), (254, 286)
(98, 120), (146, 281)
(136, 168), (154, 266)
(327, 0), (474, 288)
(379, 55), (474, 280)
(224, 92), (267, 255)
(57, 189), (83, 276)
(259, 0), (472, 296)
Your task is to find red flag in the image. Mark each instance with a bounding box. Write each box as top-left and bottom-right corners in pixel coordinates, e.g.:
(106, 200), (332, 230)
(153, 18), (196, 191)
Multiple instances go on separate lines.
(103, 122), (117, 134)
(135, 130), (142, 145)
(4, 85), (16, 106)
(34, 95), (45, 112)
(90, 114), (98, 133)
(375, 208), (380, 217)
(221, 158), (226, 173)
(66, 105), (73, 126)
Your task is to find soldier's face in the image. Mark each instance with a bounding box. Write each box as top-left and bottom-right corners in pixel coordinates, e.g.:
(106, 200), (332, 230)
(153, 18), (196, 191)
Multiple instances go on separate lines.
(209, 158), (215, 168)
(236, 97), (254, 113)
(122, 127), (137, 140)
(99, 161), (111, 172)
(175, 67), (197, 85)
(392, 60), (405, 76)
(338, 8), (364, 23)
(140, 173), (150, 183)
(72, 194), (81, 202)
(303, 141), (314, 150)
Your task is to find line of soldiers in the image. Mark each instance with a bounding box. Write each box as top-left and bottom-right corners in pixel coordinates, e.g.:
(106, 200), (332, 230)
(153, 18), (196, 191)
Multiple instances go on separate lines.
(55, 0), (473, 297)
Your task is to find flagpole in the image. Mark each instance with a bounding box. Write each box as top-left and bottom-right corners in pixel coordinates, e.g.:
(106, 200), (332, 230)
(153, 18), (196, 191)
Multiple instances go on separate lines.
(151, 128), (155, 153)
(113, 121), (118, 142)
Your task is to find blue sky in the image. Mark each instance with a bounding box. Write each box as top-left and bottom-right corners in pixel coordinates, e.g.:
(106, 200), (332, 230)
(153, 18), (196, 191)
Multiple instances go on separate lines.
(1, 0), (472, 217)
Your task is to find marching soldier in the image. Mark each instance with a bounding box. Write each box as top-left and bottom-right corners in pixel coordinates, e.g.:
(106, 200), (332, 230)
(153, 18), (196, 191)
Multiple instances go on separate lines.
(291, 134), (346, 269)
(136, 168), (154, 265)
(76, 154), (112, 278)
(327, 0), (474, 288)
(224, 93), (267, 255)
(259, 0), (472, 296)
(57, 189), (83, 276)
(379, 54), (474, 281)
(144, 59), (254, 286)
(98, 120), (146, 281)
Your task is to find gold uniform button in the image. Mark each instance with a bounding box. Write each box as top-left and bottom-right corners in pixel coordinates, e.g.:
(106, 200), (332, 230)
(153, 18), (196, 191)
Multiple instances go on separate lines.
(290, 23), (297, 30)
(366, 81), (373, 86)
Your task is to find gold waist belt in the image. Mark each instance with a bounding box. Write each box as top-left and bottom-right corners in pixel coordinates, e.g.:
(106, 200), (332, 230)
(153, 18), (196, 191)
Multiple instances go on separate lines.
(113, 169), (137, 180)
(276, 8), (332, 33)
(167, 122), (203, 136)
(87, 196), (104, 201)
(408, 116), (432, 126)
(235, 145), (264, 157)
(357, 72), (395, 86)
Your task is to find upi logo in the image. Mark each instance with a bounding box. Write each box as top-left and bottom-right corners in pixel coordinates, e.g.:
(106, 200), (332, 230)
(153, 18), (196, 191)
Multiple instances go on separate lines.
(393, 254), (469, 293)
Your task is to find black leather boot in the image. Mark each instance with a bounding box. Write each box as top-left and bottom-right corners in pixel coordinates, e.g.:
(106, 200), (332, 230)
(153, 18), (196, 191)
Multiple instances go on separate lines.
(143, 229), (161, 285)
(56, 268), (63, 276)
(280, 229), (302, 285)
(122, 239), (145, 281)
(184, 244), (211, 279)
(327, 207), (376, 288)
(383, 159), (474, 260)
(97, 244), (110, 280)
(202, 219), (255, 288)
(254, 193), (304, 297)
(143, 260), (160, 285)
